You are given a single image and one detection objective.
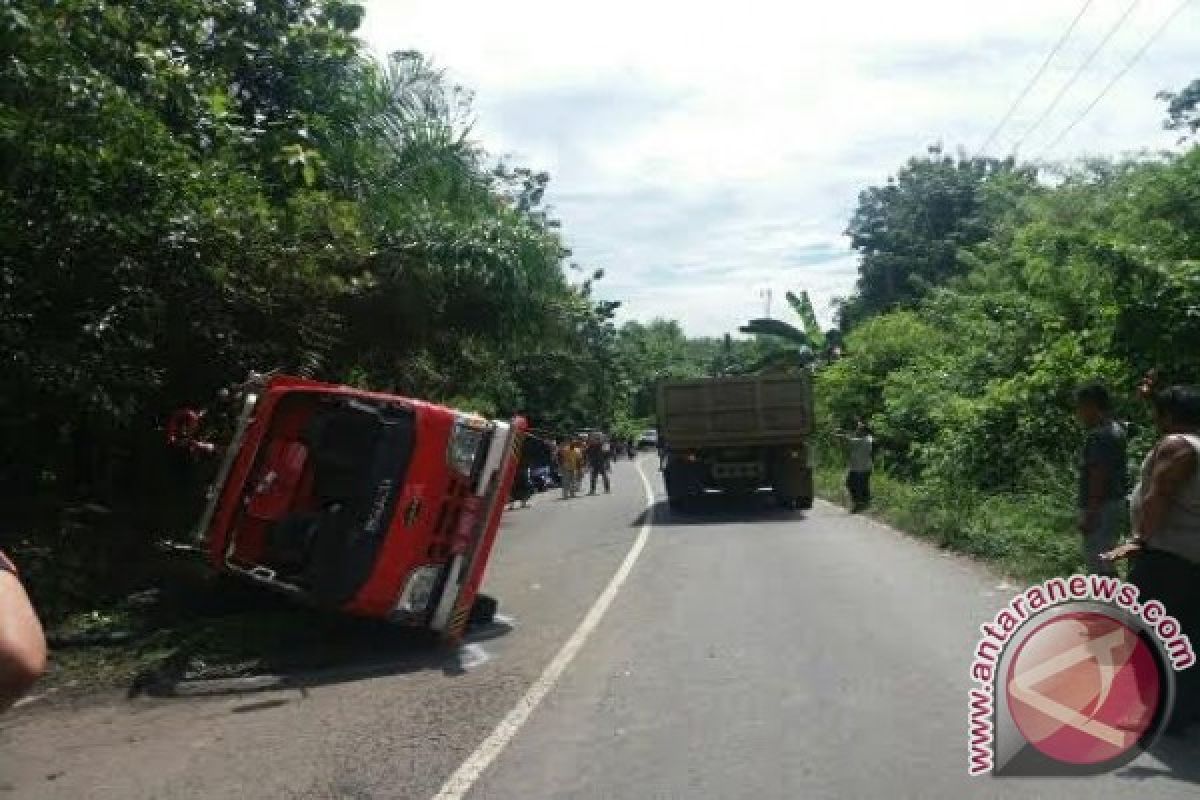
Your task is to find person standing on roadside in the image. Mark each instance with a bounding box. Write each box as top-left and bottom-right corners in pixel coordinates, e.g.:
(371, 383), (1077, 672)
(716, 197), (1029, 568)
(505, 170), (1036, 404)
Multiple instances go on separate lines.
(507, 459), (535, 510)
(586, 433), (612, 495)
(839, 420), (874, 512)
(555, 438), (579, 499)
(571, 438), (586, 495)
(1074, 383), (1128, 576)
(0, 550), (47, 712)
(1104, 376), (1200, 736)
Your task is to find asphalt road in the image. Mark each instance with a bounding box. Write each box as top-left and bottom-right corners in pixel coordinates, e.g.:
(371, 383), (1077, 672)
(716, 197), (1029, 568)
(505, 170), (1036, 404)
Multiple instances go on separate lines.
(3, 456), (1199, 798)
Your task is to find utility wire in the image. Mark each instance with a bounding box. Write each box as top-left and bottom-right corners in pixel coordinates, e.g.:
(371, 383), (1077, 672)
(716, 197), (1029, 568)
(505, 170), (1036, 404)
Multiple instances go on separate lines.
(1012, 0), (1143, 152)
(1036, 0), (1193, 157)
(977, 0), (1095, 155)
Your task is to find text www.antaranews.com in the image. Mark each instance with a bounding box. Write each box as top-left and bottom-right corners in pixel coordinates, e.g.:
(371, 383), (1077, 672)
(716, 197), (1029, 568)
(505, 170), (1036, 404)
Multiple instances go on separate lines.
(967, 574), (1196, 775)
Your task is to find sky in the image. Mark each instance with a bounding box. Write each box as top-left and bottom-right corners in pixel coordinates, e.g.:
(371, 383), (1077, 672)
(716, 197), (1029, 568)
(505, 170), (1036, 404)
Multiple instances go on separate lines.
(360, 0), (1200, 336)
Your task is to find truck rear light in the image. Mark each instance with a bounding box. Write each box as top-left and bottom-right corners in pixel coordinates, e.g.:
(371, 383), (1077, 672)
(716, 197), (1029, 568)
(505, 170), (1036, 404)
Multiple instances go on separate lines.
(394, 565), (441, 614)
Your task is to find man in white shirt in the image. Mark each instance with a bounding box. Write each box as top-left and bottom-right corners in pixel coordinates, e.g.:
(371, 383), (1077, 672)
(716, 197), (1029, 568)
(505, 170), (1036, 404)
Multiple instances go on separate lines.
(841, 421), (874, 513)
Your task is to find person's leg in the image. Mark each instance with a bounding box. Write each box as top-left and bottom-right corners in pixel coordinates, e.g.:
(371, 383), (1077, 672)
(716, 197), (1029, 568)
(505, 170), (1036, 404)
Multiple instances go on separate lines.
(861, 470), (871, 507)
(1183, 568), (1200, 725)
(602, 468), (611, 493)
(1131, 551), (1199, 730)
(589, 467), (597, 494)
(1168, 559), (1200, 726)
(847, 471), (864, 510)
(1083, 500), (1121, 576)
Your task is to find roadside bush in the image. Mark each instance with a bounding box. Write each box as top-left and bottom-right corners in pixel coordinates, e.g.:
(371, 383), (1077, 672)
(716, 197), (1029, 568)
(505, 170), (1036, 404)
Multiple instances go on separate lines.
(817, 137), (1200, 582)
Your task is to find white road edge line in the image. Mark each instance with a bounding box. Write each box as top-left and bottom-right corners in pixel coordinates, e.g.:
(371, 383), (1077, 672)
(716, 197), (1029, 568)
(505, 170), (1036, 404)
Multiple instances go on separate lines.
(431, 461), (657, 800)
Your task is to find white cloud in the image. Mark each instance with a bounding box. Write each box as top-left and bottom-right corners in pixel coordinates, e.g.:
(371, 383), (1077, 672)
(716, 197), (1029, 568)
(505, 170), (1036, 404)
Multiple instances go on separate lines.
(362, 0), (1200, 334)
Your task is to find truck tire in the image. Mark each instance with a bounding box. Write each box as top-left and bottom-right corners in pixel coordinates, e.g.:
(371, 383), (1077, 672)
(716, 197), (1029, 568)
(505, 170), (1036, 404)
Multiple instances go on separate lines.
(774, 493), (812, 511)
(664, 460), (703, 514)
(469, 593), (498, 627)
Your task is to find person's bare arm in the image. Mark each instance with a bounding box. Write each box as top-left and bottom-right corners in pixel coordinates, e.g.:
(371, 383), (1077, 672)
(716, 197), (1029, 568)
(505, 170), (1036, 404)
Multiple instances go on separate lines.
(0, 565), (47, 712)
(1134, 436), (1198, 540)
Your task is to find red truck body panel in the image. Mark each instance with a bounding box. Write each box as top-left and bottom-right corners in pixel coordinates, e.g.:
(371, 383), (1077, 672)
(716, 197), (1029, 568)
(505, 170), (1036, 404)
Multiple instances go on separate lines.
(197, 375), (525, 640)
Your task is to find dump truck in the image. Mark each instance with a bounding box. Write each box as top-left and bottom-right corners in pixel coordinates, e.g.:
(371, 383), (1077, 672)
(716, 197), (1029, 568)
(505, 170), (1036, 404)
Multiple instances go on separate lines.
(657, 373), (814, 510)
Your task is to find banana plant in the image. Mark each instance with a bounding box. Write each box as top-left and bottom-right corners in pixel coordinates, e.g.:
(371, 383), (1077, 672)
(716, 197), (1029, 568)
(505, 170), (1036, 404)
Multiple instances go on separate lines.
(785, 290), (825, 350)
(736, 288), (843, 372)
(736, 317), (815, 372)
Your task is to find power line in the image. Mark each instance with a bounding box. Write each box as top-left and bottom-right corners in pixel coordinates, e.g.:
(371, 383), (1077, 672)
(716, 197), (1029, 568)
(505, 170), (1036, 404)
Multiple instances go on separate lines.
(1037, 0), (1193, 157)
(976, 0), (1095, 156)
(1011, 0), (1143, 152)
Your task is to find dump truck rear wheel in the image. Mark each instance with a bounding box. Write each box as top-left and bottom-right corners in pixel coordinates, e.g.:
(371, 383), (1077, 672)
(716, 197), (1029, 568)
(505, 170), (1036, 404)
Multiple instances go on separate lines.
(775, 494), (811, 511)
(668, 492), (694, 513)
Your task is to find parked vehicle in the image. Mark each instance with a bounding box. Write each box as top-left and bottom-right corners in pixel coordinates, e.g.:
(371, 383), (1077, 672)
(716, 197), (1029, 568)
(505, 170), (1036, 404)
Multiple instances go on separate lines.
(637, 429), (659, 449)
(657, 374), (814, 511)
(529, 465), (559, 491)
(190, 374), (526, 641)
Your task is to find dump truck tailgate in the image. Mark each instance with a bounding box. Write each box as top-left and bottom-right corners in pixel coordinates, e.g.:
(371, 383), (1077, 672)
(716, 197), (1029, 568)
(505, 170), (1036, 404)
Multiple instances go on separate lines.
(657, 374), (813, 447)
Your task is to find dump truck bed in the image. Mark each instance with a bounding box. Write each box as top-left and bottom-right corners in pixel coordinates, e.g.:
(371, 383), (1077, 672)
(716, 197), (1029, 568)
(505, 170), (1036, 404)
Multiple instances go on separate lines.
(657, 374), (813, 448)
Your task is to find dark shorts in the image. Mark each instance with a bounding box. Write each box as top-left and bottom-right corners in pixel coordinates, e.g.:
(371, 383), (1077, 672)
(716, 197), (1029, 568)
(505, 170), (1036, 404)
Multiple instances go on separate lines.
(1130, 548), (1200, 722)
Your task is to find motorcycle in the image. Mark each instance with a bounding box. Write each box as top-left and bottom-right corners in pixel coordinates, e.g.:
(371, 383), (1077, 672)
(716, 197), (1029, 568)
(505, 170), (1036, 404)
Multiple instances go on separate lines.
(529, 465), (560, 491)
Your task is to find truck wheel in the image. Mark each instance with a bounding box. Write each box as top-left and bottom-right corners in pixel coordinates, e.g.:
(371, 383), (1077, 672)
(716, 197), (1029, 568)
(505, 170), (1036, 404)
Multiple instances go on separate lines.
(668, 492), (693, 513)
(775, 494), (808, 511)
(468, 593), (498, 626)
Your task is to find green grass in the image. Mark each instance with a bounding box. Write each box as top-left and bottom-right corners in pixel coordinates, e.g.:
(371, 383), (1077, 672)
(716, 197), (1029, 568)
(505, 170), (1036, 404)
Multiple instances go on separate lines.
(816, 466), (1093, 583)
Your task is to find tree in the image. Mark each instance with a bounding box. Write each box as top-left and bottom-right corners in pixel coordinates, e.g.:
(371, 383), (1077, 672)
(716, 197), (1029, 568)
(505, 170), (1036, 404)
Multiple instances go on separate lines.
(1159, 79), (1200, 142)
(0, 0), (633, 615)
(837, 146), (1036, 328)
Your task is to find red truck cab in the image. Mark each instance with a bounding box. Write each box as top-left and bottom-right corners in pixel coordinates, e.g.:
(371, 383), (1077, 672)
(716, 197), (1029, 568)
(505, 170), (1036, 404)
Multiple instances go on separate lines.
(192, 375), (525, 642)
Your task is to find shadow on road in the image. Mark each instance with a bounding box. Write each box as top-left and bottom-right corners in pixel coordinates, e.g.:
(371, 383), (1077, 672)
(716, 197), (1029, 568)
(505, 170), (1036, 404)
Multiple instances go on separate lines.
(631, 495), (808, 528)
(133, 613), (516, 698)
(1117, 733), (1200, 787)
(86, 574), (519, 699)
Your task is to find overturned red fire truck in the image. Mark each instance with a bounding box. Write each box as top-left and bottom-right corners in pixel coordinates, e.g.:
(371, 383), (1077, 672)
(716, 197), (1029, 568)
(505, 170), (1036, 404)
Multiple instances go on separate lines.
(187, 374), (526, 642)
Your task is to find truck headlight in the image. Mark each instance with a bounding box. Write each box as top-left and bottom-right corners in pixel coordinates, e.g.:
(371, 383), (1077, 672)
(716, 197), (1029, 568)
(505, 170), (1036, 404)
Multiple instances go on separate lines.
(395, 565), (441, 614)
(447, 418), (487, 476)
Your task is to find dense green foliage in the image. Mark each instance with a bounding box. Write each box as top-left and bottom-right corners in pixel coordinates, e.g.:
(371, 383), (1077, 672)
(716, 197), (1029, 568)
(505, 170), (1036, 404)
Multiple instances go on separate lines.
(0, 1), (626, 613)
(614, 320), (763, 424)
(836, 147), (1037, 328)
(819, 119), (1200, 579)
(1160, 78), (1200, 142)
